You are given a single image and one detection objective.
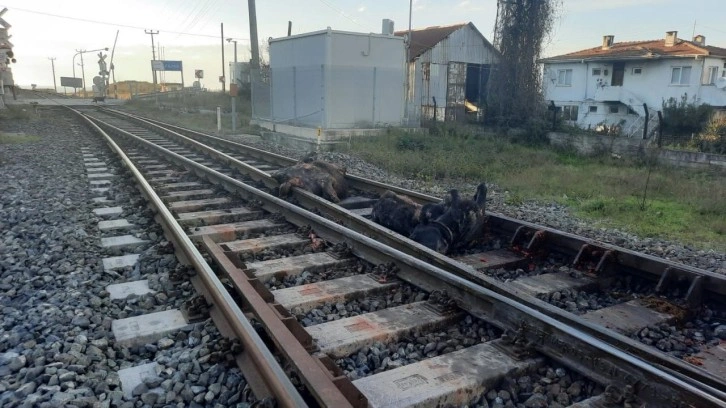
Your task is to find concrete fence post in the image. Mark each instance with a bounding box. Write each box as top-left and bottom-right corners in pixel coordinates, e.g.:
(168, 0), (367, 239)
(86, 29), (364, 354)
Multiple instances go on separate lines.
(217, 106), (222, 132)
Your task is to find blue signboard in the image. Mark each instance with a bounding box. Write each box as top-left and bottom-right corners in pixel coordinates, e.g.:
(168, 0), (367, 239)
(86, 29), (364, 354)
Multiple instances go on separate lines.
(151, 60), (183, 72)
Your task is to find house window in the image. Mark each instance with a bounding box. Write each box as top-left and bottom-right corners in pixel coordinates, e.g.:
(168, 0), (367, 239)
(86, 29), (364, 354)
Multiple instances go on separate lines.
(557, 69), (573, 86)
(592, 68), (601, 76)
(603, 69), (609, 76)
(671, 66), (692, 85)
(632, 67), (643, 75)
(562, 105), (579, 121)
(589, 106), (598, 113)
(609, 105), (619, 113)
(703, 66), (718, 85)
(627, 107), (637, 115)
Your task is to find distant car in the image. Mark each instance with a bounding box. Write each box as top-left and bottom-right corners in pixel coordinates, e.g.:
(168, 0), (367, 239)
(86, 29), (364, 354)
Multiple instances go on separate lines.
(92, 96), (106, 103)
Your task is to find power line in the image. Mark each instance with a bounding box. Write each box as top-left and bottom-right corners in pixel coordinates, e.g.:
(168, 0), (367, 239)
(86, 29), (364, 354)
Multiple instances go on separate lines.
(316, 0), (366, 28)
(1, 5), (250, 41)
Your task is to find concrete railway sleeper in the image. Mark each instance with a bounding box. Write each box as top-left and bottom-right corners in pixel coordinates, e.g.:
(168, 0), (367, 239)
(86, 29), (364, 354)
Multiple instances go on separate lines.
(93, 106), (726, 395)
(65, 106), (726, 407)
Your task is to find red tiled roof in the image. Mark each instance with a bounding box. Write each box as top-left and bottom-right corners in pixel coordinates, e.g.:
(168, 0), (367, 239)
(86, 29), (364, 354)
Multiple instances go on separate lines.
(394, 23), (467, 61)
(540, 38), (726, 62)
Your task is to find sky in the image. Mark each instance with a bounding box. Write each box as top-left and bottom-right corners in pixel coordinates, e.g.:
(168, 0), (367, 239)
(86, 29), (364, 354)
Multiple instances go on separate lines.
(2, 0), (726, 90)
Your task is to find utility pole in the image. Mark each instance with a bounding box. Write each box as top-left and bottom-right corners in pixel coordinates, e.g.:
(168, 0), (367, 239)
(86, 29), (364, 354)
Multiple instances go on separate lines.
(248, 0), (260, 120)
(248, 0), (260, 73)
(145, 29), (159, 89)
(405, 0), (413, 124)
(80, 52), (86, 95)
(227, 38), (238, 132)
(220, 23), (226, 93)
(48, 57), (57, 93)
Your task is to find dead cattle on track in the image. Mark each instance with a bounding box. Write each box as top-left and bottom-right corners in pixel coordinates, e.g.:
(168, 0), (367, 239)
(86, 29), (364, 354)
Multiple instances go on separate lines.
(271, 159), (348, 203)
(372, 183), (487, 254)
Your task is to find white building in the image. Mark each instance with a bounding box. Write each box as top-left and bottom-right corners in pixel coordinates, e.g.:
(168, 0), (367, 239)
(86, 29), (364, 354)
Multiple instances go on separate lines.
(395, 23), (499, 122)
(268, 27), (405, 129)
(540, 31), (726, 137)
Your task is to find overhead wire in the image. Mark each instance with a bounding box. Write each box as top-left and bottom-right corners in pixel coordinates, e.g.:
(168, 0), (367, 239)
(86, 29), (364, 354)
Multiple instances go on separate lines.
(2, 5), (249, 41)
(316, 0), (367, 29)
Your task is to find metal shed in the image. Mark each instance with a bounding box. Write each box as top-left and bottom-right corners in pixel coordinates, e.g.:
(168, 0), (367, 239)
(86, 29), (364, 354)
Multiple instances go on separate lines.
(396, 22), (499, 122)
(269, 28), (405, 129)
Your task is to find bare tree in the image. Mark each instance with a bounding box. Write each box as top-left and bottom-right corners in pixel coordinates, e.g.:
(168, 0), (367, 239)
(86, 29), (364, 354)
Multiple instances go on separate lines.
(487, 0), (559, 131)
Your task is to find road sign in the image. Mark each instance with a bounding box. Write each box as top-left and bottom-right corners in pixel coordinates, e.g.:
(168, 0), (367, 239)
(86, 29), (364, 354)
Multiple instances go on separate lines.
(151, 60), (182, 71)
(195, 69), (204, 79)
(98, 53), (108, 75)
(60, 77), (82, 88)
(0, 8), (10, 30)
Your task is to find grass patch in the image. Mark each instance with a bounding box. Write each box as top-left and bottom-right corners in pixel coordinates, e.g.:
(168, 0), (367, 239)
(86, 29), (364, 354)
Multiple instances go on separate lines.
(0, 132), (40, 144)
(346, 127), (726, 251)
(124, 93), (255, 135)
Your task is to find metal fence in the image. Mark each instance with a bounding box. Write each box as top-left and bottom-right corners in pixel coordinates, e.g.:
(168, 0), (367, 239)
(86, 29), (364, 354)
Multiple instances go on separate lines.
(251, 65), (410, 129)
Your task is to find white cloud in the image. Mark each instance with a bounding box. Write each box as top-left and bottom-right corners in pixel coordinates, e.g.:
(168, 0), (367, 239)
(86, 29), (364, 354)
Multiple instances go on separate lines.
(357, 5), (366, 12)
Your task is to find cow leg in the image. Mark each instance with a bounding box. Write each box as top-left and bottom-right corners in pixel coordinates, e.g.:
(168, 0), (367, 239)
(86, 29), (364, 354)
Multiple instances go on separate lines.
(320, 179), (340, 203)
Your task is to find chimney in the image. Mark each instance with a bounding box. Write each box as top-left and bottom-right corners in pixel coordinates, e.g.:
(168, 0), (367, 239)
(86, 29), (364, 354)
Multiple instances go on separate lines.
(693, 34), (706, 46)
(602, 35), (614, 50)
(381, 19), (394, 35)
(665, 31), (678, 47)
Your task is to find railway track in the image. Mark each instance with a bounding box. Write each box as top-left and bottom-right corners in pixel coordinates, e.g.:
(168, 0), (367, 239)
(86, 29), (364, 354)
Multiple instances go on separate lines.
(64, 105), (725, 407)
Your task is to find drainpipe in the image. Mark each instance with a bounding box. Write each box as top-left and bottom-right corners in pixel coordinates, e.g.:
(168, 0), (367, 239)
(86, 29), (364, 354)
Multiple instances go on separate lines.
(697, 55), (706, 101)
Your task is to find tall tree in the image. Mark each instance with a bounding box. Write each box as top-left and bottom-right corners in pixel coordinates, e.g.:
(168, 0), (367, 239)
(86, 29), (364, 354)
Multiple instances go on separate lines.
(488, 0), (558, 128)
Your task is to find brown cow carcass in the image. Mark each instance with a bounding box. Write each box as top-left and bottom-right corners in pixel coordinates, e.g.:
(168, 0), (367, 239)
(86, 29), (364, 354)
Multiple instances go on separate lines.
(271, 159), (348, 203)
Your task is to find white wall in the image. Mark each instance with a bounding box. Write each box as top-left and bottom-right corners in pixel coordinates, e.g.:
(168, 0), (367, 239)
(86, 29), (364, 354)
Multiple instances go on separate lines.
(327, 32), (405, 128)
(269, 30), (405, 129)
(270, 33), (327, 127)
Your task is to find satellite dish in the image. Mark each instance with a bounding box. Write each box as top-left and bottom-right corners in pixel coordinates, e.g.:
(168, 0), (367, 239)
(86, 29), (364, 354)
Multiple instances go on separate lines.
(716, 76), (726, 89)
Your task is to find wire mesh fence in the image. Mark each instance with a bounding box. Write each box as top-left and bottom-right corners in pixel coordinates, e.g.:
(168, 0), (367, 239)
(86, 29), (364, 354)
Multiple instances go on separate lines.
(251, 64), (409, 129)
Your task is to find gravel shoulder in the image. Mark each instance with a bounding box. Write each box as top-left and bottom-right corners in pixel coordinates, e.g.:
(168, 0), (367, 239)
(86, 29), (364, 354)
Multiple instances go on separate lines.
(1, 110), (253, 407)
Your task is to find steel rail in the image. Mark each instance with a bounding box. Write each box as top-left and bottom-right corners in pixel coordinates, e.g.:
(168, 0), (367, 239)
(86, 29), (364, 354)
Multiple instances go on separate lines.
(82, 112), (355, 408)
(68, 107), (309, 408)
(83, 112), (726, 408)
(98, 107), (726, 394)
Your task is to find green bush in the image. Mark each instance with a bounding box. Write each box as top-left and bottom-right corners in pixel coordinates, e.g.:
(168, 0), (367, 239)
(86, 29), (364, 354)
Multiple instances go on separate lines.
(661, 94), (713, 136)
(698, 116), (726, 154)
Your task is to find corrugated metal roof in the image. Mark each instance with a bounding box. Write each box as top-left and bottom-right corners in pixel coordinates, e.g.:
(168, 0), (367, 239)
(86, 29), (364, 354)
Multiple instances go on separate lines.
(395, 23), (467, 60)
(540, 37), (726, 62)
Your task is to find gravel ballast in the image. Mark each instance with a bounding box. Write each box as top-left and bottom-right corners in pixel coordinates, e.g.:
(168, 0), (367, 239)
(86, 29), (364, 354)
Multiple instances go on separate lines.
(0, 108), (255, 407)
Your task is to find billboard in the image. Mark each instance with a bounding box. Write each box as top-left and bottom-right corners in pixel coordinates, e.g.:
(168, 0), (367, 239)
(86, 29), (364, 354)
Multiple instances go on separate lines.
(151, 60), (183, 71)
(60, 76), (83, 88)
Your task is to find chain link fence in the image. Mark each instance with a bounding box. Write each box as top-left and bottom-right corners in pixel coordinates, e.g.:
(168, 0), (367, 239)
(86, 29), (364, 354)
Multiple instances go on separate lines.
(251, 65), (410, 129)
